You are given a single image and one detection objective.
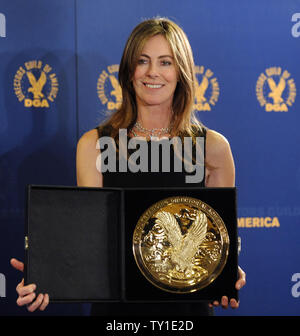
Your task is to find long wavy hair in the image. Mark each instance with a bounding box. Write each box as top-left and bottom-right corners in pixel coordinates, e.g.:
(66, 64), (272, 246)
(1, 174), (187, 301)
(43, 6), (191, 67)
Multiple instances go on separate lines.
(100, 17), (203, 140)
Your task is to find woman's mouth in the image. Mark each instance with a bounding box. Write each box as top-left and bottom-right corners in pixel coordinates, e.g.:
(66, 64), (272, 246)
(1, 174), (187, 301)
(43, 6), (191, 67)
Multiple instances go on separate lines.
(143, 83), (164, 89)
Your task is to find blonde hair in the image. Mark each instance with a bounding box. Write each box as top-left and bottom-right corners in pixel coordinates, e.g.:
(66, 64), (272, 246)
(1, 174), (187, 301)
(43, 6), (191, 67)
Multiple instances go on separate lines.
(100, 17), (203, 140)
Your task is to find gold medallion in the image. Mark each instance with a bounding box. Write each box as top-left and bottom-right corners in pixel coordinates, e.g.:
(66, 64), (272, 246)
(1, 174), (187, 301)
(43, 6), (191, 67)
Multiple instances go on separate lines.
(133, 196), (229, 293)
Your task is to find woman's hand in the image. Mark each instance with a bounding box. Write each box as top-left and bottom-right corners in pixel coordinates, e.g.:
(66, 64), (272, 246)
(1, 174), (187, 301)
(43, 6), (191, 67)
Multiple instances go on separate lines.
(209, 266), (246, 309)
(10, 258), (49, 312)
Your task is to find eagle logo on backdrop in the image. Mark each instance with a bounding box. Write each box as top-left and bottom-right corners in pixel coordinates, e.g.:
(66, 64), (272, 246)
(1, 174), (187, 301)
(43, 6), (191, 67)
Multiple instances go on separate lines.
(97, 64), (122, 111)
(13, 60), (59, 108)
(193, 65), (220, 111)
(256, 67), (296, 112)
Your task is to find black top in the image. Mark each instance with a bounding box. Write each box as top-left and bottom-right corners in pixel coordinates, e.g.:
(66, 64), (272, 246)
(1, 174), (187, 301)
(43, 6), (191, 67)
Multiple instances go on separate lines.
(91, 125), (213, 316)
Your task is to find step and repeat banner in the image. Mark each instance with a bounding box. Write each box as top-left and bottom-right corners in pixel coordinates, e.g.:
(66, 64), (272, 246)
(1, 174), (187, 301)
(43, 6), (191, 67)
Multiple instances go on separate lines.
(0, 0), (300, 316)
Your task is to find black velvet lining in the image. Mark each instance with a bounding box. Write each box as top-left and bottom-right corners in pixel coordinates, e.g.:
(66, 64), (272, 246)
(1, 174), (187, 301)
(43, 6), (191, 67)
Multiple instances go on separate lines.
(25, 185), (122, 302)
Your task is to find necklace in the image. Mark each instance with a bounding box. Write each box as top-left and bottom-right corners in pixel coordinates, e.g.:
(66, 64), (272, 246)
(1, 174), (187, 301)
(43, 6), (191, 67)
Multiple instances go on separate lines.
(132, 121), (172, 137)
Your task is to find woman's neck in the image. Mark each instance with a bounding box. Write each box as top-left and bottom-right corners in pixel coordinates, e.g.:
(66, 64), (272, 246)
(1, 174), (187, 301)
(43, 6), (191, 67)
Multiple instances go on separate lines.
(136, 105), (173, 129)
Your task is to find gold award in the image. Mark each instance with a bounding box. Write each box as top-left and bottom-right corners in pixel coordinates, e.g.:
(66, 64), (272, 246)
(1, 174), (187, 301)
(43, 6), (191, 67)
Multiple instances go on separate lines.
(133, 196), (229, 293)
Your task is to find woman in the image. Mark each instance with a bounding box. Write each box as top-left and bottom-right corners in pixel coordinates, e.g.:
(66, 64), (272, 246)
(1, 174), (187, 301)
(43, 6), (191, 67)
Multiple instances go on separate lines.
(11, 17), (245, 314)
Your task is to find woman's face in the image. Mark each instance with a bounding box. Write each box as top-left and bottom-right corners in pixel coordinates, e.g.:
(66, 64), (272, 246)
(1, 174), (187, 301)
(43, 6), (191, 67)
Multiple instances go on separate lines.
(132, 34), (178, 111)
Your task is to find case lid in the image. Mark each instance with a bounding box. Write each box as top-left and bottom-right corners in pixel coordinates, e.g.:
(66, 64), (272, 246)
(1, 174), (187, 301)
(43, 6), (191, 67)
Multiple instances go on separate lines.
(25, 185), (122, 302)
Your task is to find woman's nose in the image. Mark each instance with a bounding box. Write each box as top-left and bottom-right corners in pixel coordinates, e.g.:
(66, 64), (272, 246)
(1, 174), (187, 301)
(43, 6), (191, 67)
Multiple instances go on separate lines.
(146, 62), (159, 78)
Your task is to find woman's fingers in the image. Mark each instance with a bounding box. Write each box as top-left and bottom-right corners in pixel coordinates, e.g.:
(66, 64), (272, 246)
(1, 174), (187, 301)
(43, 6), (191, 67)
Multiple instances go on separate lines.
(39, 294), (49, 311)
(209, 297), (239, 309)
(17, 282), (36, 297)
(27, 293), (44, 312)
(208, 300), (219, 308)
(208, 266), (245, 310)
(16, 278), (24, 292)
(16, 280), (37, 307)
(26, 293), (49, 312)
(230, 298), (239, 309)
(236, 266), (246, 290)
(11, 258), (50, 312)
(16, 292), (36, 306)
(221, 296), (228, 308)
(16, 285), (49, 311)
(10, 258), (24, 272)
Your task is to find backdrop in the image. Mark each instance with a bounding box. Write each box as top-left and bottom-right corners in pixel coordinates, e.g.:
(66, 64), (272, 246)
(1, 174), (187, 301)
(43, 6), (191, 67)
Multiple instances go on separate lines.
(0, 0), (300, 316)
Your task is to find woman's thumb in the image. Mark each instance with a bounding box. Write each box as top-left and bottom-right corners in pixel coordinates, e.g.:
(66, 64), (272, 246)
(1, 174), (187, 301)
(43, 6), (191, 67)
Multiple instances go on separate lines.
(10, 258), (24, 272)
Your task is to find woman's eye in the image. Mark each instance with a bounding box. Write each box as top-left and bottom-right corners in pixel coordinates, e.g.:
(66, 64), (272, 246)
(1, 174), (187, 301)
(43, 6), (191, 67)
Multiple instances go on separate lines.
(137, 59), (148, 65)
(161, 60), (172, 66)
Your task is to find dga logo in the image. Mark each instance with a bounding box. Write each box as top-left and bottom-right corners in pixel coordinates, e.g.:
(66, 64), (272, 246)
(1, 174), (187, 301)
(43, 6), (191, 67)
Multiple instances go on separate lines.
(0, 13), (5, 37)
(256, 67), (296, 112)
(13, 60), (59, 108)
(193, 65), (220, 111)
(97, 64), (122, 110)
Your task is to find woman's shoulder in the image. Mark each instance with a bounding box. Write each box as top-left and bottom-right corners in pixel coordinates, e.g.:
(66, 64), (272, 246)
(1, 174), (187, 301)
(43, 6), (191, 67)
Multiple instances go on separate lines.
(77, 128), (99, 147)
(76, 128), (102, 159)
(206, 128), (230, 147)
(78, 124), (113, 145)
(205, 129), (233, 167)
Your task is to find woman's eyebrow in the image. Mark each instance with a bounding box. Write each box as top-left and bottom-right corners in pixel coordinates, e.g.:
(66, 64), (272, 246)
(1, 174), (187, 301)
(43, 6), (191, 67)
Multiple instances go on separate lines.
(140, 53), (174, 59)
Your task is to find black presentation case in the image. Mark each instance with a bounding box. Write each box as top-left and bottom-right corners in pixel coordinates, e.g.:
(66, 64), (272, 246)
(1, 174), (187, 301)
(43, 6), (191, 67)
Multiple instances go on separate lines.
(24, 185), (239, 303)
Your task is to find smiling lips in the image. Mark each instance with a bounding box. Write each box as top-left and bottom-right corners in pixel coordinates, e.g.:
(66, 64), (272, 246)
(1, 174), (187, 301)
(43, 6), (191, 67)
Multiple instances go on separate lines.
(143, 82), (164, 89)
